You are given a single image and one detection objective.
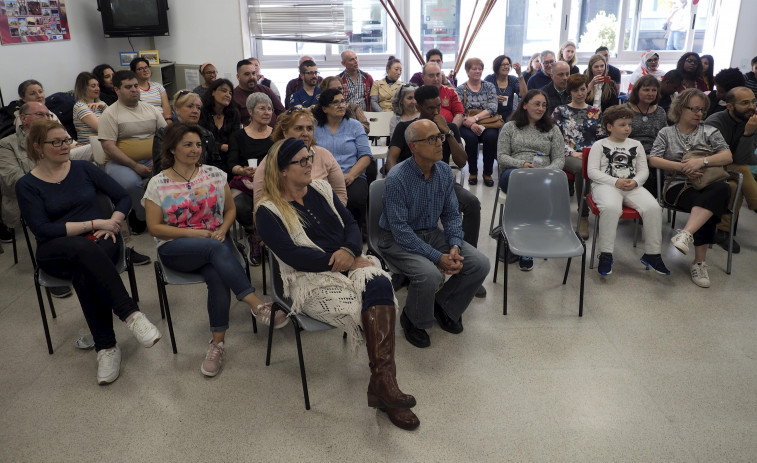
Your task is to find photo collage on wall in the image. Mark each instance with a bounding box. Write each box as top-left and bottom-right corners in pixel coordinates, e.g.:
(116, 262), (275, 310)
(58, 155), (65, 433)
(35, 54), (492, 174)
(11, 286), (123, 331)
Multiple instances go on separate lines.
(0, 0), (70, 44)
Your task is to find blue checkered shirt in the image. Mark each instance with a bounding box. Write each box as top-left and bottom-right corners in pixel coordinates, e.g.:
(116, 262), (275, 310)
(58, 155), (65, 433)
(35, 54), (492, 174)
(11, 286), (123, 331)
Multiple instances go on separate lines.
(379, 157), (462, 263)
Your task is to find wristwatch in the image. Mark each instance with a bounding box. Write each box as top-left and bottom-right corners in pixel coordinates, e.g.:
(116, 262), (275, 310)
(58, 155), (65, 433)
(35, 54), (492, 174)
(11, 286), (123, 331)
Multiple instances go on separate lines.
(474, 115), (479, 122)
(446, 130), (453, 138)
(702, 158), (709, 166)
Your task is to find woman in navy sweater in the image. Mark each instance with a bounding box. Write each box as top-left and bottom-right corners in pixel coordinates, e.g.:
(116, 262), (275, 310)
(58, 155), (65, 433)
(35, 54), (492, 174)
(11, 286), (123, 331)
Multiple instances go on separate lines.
(16, 120), (162, 385)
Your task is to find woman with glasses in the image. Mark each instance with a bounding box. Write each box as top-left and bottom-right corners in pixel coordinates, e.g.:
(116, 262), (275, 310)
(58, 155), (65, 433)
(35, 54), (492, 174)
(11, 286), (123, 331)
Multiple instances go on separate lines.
(227, 92), (274, 265)
(152, 91), (221, 177)
(144, 123), (280, 378)
(255, 137), (419, 430)
(484, 54), (527, 122)
(648, 88), (733, 288)
(457, 57), (500, 187)
(371, 56), (403, 112)
(129, 57), (172, 123)
(313, 89), (372, 231)
(676, 52), (708, 92)
(497, 89), (565, 271)
(252, 107), (346, 206)
(93, 64), (118, 106)
(72, 72), (107, 145)
(320, 76), (370, 134)
(199, 78), (241, 167)
(628, 51), (664, 93)
(16, 120), (162, 385)
(389, 83), (418, 137)
(192, 62), (217, 98)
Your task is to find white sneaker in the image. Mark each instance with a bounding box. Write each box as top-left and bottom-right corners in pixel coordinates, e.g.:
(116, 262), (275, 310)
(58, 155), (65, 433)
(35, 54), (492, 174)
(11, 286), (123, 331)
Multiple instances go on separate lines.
(690, 262), (711, 288)
(97, 346), (121, 385)
(126, 312), (161, 347)
(671, 229), (694, 255)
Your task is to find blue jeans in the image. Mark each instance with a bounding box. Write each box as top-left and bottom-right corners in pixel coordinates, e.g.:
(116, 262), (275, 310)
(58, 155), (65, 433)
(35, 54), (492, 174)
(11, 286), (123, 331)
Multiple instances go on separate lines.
(158, 237), (255, 332)
(105, 160), (151, 220)
(498, 168), (517, 193)
(666, 31), (684, 50)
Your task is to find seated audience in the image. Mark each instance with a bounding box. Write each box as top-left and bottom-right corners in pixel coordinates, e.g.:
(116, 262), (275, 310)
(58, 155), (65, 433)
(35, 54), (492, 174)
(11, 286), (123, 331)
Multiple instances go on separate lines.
(389, 83), (418, 137)
(649, 89), (733, 288)
(233, 59), (284, 127)
(706, 68), (746, 118)
(552, 74), (604, 239)
(320, 76), (370, 133)
(371, 56), (403, 112)
(72, 72), (107, 145)
(153, 90), (221, 177)
(92, 64), (117, 106)
(285, 56), (323, 109)
(624, 75), (668, 195)
(700, 55), (715, 91)
(704, 86), (757, 253)
(676, 53), (707, 92)
(527, 50), (555, 90)
(422, 62), (464, 127)
(252, 107), (346, 207)
(338, 50), (374, 111)
(378, 119), (489, 348)
(521, 52), (541, 85)
(227, 93), (274, 265)
(595, 46), (622, 85)
(587, 105), (668, 276)
(255, 138), (419, 430)
(744, 56), (757, 98)
(456, 57), (499, 186)
(628, 50), (664, 93)
(409, 48), (457, 88)
(199, 78), (241, 169)
(584, 54), (620, 112)
(497, 89), (564, 271)
(559, 41), (580, 75)
(659, 70), (684, 114)
(144, 123), (278, 378)
(247, 57), (281, 99)
(130, 57), (172, 122)
(541, 61), (570, 114)
(313, 89), (372, 229)
(16, 120), (161, 385)
(99, 70), (166, 239)
(288, 60), (320, 109)
(192, 62), (217, 98)
(484, 54), (527, 122)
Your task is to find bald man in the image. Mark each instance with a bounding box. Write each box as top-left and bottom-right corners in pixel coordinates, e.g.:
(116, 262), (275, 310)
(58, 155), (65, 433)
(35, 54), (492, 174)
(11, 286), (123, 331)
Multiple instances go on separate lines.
(338, 50), (374, 110)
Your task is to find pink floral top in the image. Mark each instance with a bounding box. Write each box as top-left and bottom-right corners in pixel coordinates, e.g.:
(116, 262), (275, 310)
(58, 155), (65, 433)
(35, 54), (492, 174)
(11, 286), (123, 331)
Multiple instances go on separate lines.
(142, 165), (227, 246)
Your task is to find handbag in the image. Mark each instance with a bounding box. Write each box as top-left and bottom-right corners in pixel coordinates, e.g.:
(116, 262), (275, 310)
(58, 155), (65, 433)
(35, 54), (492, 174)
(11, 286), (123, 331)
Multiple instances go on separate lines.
(663, 144), (729, 206)
(463, 84), (504, 130)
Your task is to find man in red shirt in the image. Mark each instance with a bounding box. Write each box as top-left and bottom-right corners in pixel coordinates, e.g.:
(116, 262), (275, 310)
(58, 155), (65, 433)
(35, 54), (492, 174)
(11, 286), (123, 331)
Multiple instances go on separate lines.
(422, 62), (463, 127)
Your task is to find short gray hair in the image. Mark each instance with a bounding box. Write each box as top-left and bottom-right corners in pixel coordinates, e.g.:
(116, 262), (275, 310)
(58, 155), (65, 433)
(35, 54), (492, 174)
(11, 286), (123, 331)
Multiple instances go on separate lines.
(540, 50), (555, 61)
(246, 92), (272, 112)
(422, 62), (441, 76)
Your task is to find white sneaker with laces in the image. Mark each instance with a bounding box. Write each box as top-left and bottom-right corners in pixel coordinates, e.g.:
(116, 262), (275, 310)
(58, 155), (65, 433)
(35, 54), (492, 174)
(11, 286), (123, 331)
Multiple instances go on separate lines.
(201, 340), (225, 377)
(671, 229), (694, 255)
(690, 262), (711, 288)
(97, 346), (121, 385)
(126, 312), (161, 347)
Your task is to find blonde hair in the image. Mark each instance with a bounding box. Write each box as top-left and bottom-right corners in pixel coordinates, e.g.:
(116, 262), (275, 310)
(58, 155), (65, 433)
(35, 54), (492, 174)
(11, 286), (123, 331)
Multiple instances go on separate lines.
(584, 54), (615, 105)
(254, 139), (305, 233)
(272, 108), (316, 144)
(669, 88), (709, 124)
(172, 90), (200, 109)
(559, 41), (577, 66)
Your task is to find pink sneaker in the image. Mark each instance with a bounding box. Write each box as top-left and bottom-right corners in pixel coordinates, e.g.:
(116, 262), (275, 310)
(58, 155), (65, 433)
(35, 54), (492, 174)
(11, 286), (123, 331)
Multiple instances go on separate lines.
(201, 340), (225, 377)
(251, 302), (289, 329)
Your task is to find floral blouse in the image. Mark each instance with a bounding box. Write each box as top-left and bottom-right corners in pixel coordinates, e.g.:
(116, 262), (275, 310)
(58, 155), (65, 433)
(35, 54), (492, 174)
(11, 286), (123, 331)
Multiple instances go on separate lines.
(552, 105), (605, 157)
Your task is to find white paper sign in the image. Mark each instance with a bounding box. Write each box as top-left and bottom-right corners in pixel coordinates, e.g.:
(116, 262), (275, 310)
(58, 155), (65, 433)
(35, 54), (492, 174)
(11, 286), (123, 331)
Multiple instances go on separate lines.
(184, 68), (200, 90)
(248, 159), (258, 168)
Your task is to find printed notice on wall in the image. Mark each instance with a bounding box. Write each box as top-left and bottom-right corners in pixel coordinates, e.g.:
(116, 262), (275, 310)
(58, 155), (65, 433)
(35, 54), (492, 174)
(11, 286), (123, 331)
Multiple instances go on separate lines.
(0, 0), (70, 45)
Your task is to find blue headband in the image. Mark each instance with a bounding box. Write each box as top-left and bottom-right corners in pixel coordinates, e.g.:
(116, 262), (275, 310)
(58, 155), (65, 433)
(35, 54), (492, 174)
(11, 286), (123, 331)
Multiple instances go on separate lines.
(277, 138), (307, 171)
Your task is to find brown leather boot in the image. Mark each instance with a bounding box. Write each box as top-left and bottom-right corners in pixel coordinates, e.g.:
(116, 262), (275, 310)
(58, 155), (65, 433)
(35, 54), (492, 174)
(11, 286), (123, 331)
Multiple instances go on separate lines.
(380, 406), (420, 430)
(362, 305), (416, 409)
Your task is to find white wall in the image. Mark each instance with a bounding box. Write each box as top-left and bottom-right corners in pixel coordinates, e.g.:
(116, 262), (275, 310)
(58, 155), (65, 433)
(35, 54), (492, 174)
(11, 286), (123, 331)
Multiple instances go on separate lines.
(730, 0), (757, 71)
(0, 2), (151, 102)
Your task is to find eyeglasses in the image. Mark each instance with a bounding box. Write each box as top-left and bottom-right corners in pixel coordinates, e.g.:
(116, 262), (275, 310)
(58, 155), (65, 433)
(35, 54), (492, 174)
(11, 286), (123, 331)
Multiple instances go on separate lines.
(135, 66), (150, 72)
(409, 134), (446, 145)
(289, 154), (314, 167)
(303, 71), (320, 76)
(43, 138), (74, 147)
(178, 90), (192, 97)
(329, 99), (347, 107)
(684, 58), (699, 64)
(203, 70), (218, 75)
(684, 106), (706, 114)
(542, 60), (555, 65)
(27, 112), (53, 119)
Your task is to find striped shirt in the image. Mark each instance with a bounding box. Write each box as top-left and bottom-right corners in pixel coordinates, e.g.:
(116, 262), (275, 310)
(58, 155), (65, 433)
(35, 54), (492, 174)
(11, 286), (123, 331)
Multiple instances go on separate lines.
(73, 102), (103, 144)
(379, 157), (462, 263)
(139, 81), (166, 111)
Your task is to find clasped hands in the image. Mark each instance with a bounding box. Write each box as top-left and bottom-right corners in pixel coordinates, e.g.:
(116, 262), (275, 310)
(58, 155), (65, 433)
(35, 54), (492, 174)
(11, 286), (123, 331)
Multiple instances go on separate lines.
(329, 248), (371, 273)
(614, 178), (638, 191)
(680, 158), (706, 179)
(92, 218), (121, 242)
(438, 246), (464, 275)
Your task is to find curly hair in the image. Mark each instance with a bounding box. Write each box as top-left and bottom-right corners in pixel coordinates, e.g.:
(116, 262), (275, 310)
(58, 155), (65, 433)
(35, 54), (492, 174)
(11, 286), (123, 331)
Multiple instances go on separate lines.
(312, 88), (349, 126)
(391, 83), (417, 116)
(272, 108), (316, 144)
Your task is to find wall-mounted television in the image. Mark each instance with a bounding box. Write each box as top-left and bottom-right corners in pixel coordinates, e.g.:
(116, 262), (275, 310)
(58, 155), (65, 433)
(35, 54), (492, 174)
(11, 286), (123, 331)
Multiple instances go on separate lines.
(97, 0), (170, 38)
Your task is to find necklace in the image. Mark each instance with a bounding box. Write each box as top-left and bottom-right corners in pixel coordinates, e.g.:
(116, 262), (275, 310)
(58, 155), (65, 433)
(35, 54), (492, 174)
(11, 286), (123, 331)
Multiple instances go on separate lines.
(171, 166), (198, 190)
(635, 103), (652, 122)
(674, 124), (699, 150)
(40, 161), (70, 184)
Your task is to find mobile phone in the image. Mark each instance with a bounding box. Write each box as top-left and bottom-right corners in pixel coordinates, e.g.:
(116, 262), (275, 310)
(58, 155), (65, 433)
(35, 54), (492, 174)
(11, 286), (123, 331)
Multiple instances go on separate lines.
(602, 76), (611, 83)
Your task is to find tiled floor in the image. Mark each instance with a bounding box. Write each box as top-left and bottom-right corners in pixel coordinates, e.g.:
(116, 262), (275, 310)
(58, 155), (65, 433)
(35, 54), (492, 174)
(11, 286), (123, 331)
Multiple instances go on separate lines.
(1, 177), (755, 462)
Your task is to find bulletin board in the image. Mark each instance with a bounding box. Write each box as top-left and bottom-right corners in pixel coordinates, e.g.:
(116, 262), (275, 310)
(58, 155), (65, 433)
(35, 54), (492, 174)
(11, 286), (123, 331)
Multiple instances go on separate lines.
(0, 0), (70, 45)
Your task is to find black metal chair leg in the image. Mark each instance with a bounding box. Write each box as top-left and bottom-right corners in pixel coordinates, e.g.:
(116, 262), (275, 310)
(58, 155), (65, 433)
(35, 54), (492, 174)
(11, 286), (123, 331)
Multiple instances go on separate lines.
(503, 242), (509, 315)
(493, 235), (501, 283)
(154, 262), (166, 319)
(562, 257), (572, 284)
(579, 246), (586, 317)
(261, 247), (267, 296)
(265, 304), (277, 366)
(11, 230), (18, 264)
(45, 287), (57, 318)
(161, 284), (178, 354)
(34, 280), (53, 355)
(293, 321), (311, 410)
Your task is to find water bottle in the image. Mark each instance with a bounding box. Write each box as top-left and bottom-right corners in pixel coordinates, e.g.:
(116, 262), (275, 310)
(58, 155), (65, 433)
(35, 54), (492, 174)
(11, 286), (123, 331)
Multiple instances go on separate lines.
(532, 152), (544, 167)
